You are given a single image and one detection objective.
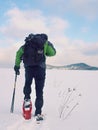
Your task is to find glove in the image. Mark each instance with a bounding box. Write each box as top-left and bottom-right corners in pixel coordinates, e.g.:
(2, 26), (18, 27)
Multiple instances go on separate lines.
(14, 65), (20, 75)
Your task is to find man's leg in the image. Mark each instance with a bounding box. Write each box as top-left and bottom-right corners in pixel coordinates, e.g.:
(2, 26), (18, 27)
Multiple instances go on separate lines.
(23, 67), (33, 100)
(34, 67), (46, 115)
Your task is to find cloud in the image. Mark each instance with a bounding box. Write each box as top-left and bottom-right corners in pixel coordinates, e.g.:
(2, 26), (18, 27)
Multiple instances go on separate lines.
(1, 8), (47, 39)
(0, 7), (98, 67)
(51, 38), (98, 66)
(68, 0), (98, 19)
(79, 42), (98, 56)
(0, 46), (16, 68)
(0, 7), (69, 38)
(0, 7), (70, 67)
(42, 0), (98, 20)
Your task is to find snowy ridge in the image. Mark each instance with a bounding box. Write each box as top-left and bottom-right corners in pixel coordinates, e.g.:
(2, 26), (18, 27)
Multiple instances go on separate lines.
(47, 63), (98, 70)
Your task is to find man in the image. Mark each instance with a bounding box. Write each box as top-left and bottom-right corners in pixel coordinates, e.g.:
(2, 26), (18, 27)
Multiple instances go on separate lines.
(14, 33), (56, 120)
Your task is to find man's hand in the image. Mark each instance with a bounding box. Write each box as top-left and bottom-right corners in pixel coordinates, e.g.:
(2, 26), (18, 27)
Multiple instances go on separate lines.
(14, 65), (20, 75)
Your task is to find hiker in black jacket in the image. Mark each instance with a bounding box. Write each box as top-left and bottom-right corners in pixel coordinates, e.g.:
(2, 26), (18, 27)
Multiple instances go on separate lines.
(14, 33), (56, 120)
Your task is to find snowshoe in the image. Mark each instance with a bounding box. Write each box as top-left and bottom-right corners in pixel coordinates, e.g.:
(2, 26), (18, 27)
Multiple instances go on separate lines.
(23, 99), (32, 120)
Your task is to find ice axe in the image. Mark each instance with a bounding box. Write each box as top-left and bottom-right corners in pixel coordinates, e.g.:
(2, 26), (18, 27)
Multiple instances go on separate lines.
(10, 74), (17, 113)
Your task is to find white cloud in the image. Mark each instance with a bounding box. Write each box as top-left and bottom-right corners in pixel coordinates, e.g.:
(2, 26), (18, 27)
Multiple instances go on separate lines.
(0, 8), (70, 67)
(68, 0), (98, 19)
(0, 7), (98, 67)
(1, 8), (48, 39)
(42, 0), (98, 20)
(0, 46), (16, 68)
(49, 37), (98, 66)
(1, 8), (69, 38)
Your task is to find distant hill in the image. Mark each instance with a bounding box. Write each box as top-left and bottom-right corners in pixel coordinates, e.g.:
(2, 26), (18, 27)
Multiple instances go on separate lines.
(46, 63), (98, 70)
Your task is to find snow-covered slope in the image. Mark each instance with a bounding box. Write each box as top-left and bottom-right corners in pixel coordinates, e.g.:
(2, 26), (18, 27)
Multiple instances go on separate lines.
(0, 69), (98, 130)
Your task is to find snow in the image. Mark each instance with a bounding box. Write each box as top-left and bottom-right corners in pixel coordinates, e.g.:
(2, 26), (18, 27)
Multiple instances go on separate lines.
(0, 68), (98, 130)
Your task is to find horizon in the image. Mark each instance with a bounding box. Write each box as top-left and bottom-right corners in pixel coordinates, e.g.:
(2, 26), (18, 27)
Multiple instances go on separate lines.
(0, 62), (98, 69)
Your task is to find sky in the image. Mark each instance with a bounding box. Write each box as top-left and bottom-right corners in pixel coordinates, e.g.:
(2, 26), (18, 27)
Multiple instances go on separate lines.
(0, 0), (98, 67)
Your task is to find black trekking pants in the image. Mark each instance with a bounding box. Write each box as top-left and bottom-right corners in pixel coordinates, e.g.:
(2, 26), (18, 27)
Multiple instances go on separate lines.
(23, 66), (46, 115)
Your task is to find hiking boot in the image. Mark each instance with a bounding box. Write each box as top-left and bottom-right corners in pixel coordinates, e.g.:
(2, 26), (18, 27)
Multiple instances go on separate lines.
(24, 99), (31, 108)
(36, 114), (44, 121)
